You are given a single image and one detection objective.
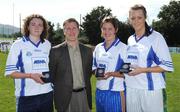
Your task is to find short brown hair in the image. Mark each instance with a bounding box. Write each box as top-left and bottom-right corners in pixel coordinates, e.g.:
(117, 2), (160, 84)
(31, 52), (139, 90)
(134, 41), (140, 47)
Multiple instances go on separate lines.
(63, 18), (79, 29)
(101, 16), (119, 33)
(22, 14), (48, 42)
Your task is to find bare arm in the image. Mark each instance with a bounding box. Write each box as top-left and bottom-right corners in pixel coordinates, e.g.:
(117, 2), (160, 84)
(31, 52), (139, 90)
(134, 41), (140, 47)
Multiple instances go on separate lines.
(128, 66), (166, 76)
(9, 72), (44, 84)
(100, 72), (124, 80)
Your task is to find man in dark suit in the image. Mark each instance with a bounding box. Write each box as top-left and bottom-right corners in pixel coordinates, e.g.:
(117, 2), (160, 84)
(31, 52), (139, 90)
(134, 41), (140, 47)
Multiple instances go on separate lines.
(49, 18), (92, 112)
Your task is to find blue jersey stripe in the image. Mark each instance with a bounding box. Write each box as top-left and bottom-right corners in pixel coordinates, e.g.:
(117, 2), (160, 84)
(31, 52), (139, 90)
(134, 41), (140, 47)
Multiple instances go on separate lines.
(114, 38), (120, 46)
(115, 54), (124, 71)
(26, 36), (41, 48)
(20, 79), (25, 96)
(6, 65), (17, 67)
(161, 64), (173, 68)
(6, 66), (17, 69)
(108, 78), (115, 90)
(161, 60), (173, 68)
(146, 47), (160, 90)
(6, 65), (18, 71)
(5, 69), (18, 71)
(147, 46), (169, 90)
(16, 50), (26, 96)
(103, 38), (119, 52)
(146, 72), (154, 90)
(109, 54), (124, 90)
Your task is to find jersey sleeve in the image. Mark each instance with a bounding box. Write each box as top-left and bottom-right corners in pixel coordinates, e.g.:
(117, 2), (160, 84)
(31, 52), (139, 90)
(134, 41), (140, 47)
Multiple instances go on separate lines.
(5, 41), (21, 76)
(92, 46), (98, 71)
(121, 43), (128, 62)
(153, 34), (174, 72)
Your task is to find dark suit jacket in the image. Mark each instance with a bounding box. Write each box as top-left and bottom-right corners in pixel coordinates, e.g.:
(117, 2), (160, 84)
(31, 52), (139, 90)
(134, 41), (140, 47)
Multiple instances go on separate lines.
(49, 42), (92, 112)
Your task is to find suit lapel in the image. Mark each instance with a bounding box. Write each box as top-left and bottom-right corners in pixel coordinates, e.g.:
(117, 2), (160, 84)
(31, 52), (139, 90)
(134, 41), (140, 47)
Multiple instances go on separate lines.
(79, 44), (86, 77)
(63, 42), (73, 73)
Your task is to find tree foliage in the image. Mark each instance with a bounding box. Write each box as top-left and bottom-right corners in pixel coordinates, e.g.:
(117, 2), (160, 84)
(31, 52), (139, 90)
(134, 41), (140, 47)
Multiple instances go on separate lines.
(82, 6), (112, 45)
(117, 21), (133, 44)
(152, 0), (180, 46)
(47, 21), (55, 45)
(47, 22), (64, 46)
(82, 6), (134, 45)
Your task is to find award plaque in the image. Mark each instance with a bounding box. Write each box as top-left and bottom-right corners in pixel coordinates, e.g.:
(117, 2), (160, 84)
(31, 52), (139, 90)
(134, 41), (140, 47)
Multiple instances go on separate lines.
(95, 68), (105, 77)
(119, 63), (131, 73)
(41, 71), (51, 83)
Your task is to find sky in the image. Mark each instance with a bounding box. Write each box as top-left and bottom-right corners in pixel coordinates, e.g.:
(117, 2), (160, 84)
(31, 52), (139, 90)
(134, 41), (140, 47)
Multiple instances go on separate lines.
(0, 0), (173, 28)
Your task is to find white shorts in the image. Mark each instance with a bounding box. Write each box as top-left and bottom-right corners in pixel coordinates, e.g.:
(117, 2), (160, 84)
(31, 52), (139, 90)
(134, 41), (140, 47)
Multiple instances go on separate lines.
(126, 87), (165, 112)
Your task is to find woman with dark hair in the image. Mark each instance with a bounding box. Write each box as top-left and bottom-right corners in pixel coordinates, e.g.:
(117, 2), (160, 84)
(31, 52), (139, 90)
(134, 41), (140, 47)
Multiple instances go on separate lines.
(125, 4), (174, 112)
(5, 14), (53, 112)
(92, 16), (126, 112)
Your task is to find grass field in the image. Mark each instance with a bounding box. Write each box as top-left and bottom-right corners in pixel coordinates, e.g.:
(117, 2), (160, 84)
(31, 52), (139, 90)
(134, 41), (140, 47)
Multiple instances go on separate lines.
(0, 52), (180, 112)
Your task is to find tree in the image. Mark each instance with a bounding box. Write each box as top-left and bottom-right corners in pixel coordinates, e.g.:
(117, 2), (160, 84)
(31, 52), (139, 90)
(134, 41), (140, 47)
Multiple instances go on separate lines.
(152, 1), (180, 46)
(117, 21), (133, 44)
(47, 21), (56, 45)
(54, 23), (64, 45)
(48, 22), (65, 46)
(12, 31), (22, 39)
(82, 6), (112, 45)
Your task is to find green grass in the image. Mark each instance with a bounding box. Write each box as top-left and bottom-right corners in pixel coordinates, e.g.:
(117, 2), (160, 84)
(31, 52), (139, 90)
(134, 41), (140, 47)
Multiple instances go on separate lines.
(0, 52), (180, 112)
(0, 53), (15, 112)
(166, 53), (180, 112)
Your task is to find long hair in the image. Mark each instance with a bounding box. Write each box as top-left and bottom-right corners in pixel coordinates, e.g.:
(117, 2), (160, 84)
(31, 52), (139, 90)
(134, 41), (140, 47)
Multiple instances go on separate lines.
(22, 14), (48, 42)
(129, 4), (152, 36)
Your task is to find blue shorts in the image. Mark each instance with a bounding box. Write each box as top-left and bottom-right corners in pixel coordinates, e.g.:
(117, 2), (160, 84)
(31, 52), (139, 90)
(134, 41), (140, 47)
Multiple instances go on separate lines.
(96, 89), (125, 112)
(16, 91), (53, 112)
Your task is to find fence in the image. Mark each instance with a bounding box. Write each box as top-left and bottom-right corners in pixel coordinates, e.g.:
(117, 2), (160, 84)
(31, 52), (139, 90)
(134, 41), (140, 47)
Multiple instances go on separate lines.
(169, 47), (180, 53)
(0, 40), (180, 54)
(0, 42), (11, 53)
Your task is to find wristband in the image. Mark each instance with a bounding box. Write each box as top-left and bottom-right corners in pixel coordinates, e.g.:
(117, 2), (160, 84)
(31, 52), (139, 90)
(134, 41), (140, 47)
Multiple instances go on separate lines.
(28, 73), (32, 78)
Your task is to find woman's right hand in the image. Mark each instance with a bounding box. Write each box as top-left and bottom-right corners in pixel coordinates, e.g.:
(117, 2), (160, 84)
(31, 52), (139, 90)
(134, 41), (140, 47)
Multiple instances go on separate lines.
(30, 73), (44, 84)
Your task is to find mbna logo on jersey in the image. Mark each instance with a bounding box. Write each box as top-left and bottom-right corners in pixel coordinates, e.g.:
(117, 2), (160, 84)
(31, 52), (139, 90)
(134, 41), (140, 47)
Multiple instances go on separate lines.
(34, 60), (46, 64)
(34, 49), (41, 52)
(26, 51), (32, 56)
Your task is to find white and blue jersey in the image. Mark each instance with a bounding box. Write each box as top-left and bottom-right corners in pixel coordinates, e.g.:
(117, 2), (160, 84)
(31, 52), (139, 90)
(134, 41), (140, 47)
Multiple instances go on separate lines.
(5, 36), (53, 96)
(125, 30), (174, 90)
(92, 38), (127, 91)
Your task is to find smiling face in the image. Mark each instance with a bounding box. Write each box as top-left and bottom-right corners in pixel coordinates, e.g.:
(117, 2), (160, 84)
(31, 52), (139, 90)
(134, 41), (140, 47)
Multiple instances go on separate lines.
(129, 9), (146, 34)
(28, 18), (44, 38)
(101, 22), (117, 42)
(63, 21), (79, 42)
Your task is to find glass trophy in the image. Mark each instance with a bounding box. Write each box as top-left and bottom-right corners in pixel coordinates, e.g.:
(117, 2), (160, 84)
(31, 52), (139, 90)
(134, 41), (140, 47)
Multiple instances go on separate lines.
(119, 63), (131, 73)
(41, 71), (51, 83)
(95, 67), (105, 77)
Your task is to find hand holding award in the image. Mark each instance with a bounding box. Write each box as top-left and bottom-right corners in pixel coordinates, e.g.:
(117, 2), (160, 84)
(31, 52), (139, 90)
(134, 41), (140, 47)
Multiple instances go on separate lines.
(41, 71), (51, 83)
(95, 67), (105, 77)
(119, 63), (131, 73)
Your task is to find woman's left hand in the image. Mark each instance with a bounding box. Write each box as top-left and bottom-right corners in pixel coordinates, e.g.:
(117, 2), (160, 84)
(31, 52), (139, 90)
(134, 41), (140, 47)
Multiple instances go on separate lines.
(128, 67), (145, 76)
(104, 72), (124, 79)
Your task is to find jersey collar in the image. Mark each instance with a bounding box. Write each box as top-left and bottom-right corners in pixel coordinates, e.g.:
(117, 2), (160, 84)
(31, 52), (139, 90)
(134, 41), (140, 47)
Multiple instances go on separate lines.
(133, 34), (145, 42)
(102, 37), (120, 52)
(24, 36), (42, 48)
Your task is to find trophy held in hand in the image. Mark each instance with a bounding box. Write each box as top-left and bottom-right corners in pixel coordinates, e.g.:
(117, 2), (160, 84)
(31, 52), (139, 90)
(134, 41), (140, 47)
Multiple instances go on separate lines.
(41, 71), (51, 83)
(95, 67), (105, 77)
(119, 63), (131, 73)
